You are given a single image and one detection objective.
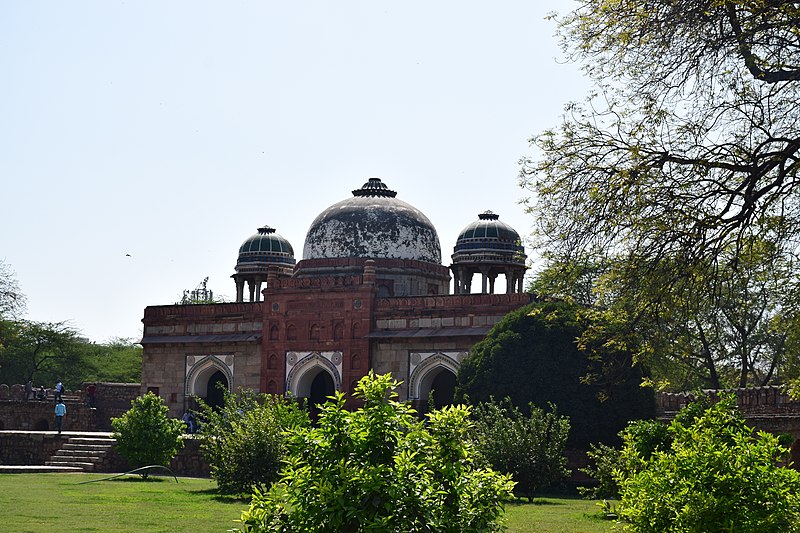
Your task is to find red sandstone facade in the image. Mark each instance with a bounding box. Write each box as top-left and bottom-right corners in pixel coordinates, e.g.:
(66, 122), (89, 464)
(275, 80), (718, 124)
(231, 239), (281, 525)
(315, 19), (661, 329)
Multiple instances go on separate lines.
(140, 178), (531, 416)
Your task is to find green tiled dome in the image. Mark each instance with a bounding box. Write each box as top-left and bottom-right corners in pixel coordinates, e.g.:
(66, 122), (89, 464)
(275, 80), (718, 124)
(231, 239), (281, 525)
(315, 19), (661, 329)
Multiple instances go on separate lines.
(236, 225), (296, 273)
(452, 211), (525, 265)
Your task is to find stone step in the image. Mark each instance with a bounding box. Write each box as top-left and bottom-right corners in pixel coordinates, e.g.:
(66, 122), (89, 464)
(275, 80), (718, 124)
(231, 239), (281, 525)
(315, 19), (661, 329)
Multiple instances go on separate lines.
(68, 437), (116, 443)
(0, 465), (84, 473)
(46, 460), (97, 471)
(52, 453), (104, 463)
(54, 448), (107, 458)
(61, 439), (114, 451)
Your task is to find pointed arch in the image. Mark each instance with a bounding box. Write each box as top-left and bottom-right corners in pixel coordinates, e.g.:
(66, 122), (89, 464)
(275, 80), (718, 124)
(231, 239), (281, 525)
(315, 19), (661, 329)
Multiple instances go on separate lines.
(286, 352), (342, 397)
(407, 352), (460, 401)
(185, 355), (234, 397)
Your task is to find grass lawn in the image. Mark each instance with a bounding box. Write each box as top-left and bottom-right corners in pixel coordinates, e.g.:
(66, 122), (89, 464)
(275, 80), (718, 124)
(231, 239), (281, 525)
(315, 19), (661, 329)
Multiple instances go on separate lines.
(504, 497), (618, 533)
(0, 473), (620, 532)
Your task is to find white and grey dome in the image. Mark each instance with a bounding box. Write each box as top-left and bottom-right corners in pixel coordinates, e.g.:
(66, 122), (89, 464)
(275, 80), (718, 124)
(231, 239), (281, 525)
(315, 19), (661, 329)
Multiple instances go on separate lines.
(302, 178), (442, 264)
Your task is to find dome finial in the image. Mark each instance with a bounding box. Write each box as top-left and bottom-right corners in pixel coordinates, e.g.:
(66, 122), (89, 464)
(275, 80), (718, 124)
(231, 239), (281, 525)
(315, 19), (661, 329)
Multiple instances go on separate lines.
(257, 225), (276, 234)
(352, 177), (397, 198)
(478, 210), (499, 221)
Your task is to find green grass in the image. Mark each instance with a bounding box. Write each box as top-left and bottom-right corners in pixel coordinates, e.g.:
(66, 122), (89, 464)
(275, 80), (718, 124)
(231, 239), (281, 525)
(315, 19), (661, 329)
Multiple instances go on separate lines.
(0, 474), (245, 533)
(504, 496), (619, 533)
(0, 473), (620, 532)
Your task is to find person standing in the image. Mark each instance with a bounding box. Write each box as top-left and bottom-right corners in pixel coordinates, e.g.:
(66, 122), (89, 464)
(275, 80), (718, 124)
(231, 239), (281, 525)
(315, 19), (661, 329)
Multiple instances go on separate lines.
(24, 379), (32, 401)
(54, 380), (63, 402)
(54, 400), (66, 435)
(85, 383), (97, 407)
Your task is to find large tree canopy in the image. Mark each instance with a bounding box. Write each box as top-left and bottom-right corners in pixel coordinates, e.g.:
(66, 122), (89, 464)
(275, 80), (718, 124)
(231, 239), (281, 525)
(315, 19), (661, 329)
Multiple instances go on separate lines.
(522, 1), (800, 390)
(456, 301), (654, 446)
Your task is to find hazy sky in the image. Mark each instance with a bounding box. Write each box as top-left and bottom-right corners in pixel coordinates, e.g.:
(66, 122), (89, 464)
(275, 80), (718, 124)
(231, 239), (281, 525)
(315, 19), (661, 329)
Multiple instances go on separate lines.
(1, 1), (588, 343)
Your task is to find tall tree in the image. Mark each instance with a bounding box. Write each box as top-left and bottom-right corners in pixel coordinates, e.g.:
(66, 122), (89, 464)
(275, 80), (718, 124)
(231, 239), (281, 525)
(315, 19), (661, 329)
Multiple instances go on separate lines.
(522, 1), (800, 390)
(0, 320), (85, 387)
(0, 259), (26, 320)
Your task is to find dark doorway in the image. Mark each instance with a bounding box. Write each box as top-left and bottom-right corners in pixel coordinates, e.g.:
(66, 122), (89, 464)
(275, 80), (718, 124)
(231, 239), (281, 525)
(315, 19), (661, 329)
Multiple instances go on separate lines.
(34, 419), (49, 431)
(308, 371), (335, 420)
(429, 369), (456, 410)
(205, 370), (228, 411)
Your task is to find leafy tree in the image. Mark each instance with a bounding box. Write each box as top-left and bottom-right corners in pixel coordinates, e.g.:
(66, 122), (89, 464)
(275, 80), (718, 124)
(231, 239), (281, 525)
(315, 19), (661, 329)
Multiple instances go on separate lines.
(456, 301), (655, 446)
(197, 388), (310, 495)
(236, 372), (515, 533)
(521, 1), (800, 391)
(79, 337), (142, 384)
(0, 320), (85, 387)
(0, 259), (26, 320)
(617, 394), (800, 532)
(580, 418), (671, 500)
(470, 397), (570, 502)
(111, 392), (185, 477)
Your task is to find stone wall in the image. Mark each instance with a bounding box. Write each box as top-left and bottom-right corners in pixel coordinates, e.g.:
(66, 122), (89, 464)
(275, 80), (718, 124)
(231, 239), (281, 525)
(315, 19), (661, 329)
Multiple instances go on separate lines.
(656, 386), (800, 440)
(0, 399), (97, 432)
(0, 431), (66, 465)
(0, 383), (141, 432)
(0, 430), (209, 476)
(92, 383), (145, 430)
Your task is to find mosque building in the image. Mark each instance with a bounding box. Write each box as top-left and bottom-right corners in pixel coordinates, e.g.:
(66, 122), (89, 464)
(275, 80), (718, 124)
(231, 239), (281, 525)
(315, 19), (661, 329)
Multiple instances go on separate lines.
(140, 177), (531, 416)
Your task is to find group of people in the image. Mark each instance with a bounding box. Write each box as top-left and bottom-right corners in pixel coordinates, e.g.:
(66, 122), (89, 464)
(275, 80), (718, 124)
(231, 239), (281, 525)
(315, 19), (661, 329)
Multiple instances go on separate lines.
(22, 380), (99, 436)
(23, 380), (51, 402)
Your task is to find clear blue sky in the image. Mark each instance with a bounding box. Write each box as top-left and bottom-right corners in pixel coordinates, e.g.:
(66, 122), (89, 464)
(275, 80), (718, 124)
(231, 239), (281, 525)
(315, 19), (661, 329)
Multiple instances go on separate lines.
(0, 1), (587, 342)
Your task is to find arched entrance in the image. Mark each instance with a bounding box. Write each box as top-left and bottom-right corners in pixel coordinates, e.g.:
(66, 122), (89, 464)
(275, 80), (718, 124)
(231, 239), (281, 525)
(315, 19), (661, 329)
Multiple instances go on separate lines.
(308, 370), (335, 419)
(205, 370), (228, 410)
(185, 355), (234, 411)
(428, 368), (456, 410)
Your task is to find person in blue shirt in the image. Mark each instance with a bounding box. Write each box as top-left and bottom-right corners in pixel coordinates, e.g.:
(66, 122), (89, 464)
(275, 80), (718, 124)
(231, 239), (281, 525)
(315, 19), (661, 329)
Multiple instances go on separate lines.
(54, 400), (66, 435)
(54, 380), (64, 402)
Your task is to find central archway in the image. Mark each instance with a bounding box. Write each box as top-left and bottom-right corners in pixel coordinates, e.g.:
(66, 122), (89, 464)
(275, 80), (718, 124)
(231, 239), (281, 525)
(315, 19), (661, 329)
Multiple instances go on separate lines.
(308, 370), (335, 420)
(205, 370), (228, 410)
(428, 368), (456, 410)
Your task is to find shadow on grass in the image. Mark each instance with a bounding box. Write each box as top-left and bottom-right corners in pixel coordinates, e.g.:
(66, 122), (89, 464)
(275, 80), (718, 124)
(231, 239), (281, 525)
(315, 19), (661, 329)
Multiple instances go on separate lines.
(187, 487), (251, 503)
(110, 476), (170, 483)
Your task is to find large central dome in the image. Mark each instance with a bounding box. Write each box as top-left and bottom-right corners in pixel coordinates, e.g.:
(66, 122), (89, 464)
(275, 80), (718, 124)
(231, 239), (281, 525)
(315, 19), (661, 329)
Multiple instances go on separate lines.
(302, 177), (442, 264)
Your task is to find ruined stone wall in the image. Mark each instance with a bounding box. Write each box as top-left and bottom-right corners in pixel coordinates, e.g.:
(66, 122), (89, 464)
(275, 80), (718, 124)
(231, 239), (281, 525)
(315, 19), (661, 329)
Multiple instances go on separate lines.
(656, 386), (800, 440)
(92, 383), (143, 430)
(0, 431), (209, 476)
(0, 399), (97, 432)
(0, 431), (66, 465)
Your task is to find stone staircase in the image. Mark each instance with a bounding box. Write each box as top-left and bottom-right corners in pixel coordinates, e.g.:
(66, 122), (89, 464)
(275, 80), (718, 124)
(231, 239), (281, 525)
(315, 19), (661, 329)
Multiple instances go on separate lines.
(45, 435), (116, 472)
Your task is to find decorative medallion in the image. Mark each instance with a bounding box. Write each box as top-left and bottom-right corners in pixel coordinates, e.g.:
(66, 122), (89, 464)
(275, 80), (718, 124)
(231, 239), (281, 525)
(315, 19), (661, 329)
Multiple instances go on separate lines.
(353, 299), (362, 309)
(331, 351), (342, 366)
(287, 352), (297, 366)
(225, 355), (233, 365)
(410, 352), (421, 365)
(272, 302), (280, 312)
(186, 356), (196, 367)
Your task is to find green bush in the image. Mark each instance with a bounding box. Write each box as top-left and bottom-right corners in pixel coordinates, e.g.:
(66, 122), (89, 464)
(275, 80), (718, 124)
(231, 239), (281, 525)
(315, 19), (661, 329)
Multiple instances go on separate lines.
(457, 301), (654, 446)
(617, 394), (800, 532)
(197, 388), (310, 494)
(111, 392), (185, 477)
(579, 419), (670, 499)
(235, 371), (515, 533)
(470, 397), (570, 501)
